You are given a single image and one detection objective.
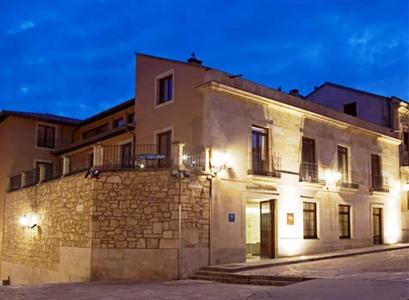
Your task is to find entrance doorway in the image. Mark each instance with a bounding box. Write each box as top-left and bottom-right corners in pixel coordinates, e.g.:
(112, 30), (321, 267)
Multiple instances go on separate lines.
(245, 199), (275, 260)
(372, 207), (383, 245)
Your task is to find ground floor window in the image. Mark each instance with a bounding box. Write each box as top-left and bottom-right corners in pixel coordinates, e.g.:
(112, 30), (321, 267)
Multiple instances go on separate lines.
(303, 202), (317, 239)
(339, 205), (351, 239)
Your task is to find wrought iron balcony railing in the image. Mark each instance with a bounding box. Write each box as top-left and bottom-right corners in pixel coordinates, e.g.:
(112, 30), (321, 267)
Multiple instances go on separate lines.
(370, 175), (389, 193)
(248, 153), (281, 178)
(300, 162), (324, 184)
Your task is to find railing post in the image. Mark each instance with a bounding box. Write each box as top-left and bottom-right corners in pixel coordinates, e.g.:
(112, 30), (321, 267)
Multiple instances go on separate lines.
(172, 142), (185, 169)
(93, 144), (103, 167)
(205, 147), (211, 173)
(21, 172), (28, 187)
(38, 164), (47, 183)
(62, 156), (70, 175)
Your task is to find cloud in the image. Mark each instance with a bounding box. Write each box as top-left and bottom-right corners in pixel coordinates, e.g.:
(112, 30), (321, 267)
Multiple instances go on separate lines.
(7, 20), (35, 34)
(347, 29), (408, 65)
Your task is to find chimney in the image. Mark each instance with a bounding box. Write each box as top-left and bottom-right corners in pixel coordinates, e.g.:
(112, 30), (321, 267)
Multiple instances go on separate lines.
(187, 52), (202, 66)
(289, 89), (299, 97)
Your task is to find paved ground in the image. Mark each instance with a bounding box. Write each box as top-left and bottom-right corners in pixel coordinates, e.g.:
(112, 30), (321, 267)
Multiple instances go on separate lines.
(240, 248), (409, 282)
(0, 249), (408, 299)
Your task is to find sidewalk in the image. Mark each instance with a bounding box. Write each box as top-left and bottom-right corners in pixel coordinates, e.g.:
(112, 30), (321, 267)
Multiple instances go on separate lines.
(204, 243), (409, 273)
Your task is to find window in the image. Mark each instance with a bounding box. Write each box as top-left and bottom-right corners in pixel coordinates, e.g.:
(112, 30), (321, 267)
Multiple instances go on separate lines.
(82, 123), (109, 140)
(339, 205), (351, 239)
(337, 146), (349, 182)
(157, 131), (172, 167)
(157, 75), (173, 104)
(371, 154), (382, 189)
(120, 143), (133, 168)
(301, 137), (317, 181)
(403, 132), (409, 151)
(303, 202), (317, 239)
(114, 118), (125, 128)
(344, 102), (357, 116)
(251, 126), (268, 173)
(127, 113), (135, 124)
(36, 161), (53, 180)
(37, 125), (55, 148)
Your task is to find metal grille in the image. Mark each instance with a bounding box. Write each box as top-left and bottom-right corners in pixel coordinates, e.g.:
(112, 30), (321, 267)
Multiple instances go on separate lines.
(69, 151), (93, 174)
(183, 146), (207, 170)
(248, 152), (281, 177)
(9, 174), (22, 191)
(24, 168), (39, 187)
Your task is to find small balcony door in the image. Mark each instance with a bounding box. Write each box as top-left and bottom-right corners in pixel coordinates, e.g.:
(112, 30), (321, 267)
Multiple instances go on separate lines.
(251, 126), (268, 174)
(371, 154), (382, 189)
(301, 137), (317, 181)
(260, 200), (275, 258)
(120, 143), (133, 168)
(158, 131), (172, 167)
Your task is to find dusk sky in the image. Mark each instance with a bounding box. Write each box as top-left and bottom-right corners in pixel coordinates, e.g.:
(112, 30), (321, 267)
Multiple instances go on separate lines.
(0, 0), (408, 120)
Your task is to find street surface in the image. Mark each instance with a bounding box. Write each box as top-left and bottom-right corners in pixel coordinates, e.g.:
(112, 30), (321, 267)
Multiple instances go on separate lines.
(0, 248), (408, 299)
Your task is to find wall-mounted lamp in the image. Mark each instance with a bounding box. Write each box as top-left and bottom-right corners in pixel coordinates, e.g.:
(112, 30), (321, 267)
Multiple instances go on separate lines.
(324, 171), (342, 190)
(19, 214), (38, 230)
(210, 151), (232, 176)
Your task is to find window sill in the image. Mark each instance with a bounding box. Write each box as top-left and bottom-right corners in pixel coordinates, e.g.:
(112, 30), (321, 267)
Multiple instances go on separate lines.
(155, 99), (174, 109)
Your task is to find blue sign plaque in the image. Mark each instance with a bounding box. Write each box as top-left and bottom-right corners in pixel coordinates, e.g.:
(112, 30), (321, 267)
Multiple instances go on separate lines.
(228, 213), (235, 222)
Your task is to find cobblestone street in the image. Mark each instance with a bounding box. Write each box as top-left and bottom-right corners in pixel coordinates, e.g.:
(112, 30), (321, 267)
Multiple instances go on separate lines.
(0, 249), (408, 299)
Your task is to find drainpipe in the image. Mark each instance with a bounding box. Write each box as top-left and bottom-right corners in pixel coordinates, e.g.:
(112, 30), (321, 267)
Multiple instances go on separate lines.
(178, 172), (182, 279)
(208, 176), (213, 266)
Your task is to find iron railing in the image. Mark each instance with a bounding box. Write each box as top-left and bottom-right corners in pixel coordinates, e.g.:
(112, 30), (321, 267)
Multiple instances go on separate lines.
(23, 168), (39, 187)
(9, 174), (22, 191)
(101, 144), (172, 170)
(43, 160), (63, 181)
(183, 146), (207, 170)
(69, 151), (94, 174)
(300, 162), (323, 184)
(370, 175), (389, 192)
(248, 152), (281, 177)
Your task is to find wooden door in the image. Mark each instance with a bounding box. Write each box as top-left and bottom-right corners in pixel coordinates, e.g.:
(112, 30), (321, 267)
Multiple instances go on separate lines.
(260, 200), (275, 258)
(373, 207), (383, 245)
(158, 131), (171, 167)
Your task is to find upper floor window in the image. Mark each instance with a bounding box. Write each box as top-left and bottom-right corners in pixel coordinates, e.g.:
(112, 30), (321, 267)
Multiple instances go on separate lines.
(157, 75), (173, 105)
(82, 123), (109, 140)
(114, 118), (125, 128)
(37, 125), (55, 148)
(337, 145), (349, 182)
(370, 154), (382, 189)
(301, 137), (318, 182)
(251, 126), (268, 174)
(403, 132), (409, 151)
(127, 113), (135, 124)
(344, 102), (357, 116)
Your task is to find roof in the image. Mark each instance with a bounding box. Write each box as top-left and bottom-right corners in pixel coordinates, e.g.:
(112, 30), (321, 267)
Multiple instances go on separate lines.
(54, 125), (134, 155)
(0, 110), (81, 125)
(78, 98), (135, 126)
(306, 81), (408, 104)
(136, 52), (213, 71)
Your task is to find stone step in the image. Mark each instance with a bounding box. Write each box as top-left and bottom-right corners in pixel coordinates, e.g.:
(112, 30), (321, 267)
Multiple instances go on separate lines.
(190, 270), (310, 286)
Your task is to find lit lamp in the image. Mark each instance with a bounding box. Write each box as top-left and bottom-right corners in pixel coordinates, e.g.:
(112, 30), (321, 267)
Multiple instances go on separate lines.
(210, 151), (231, 176)
(325, 171), (342, 190)
(19, 214), (38, 230)
(402, 183), (409, 192)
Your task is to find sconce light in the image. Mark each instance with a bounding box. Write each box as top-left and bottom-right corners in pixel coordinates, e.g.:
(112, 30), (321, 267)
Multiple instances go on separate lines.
(19, 214), (38, 230)
(402, 183), (409, 191)
(210, 151), (232, 176)
(324, 171), (342, 190)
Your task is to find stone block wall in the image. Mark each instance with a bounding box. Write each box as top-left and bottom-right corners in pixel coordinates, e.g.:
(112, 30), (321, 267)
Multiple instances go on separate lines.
(2, 169), (211, 284)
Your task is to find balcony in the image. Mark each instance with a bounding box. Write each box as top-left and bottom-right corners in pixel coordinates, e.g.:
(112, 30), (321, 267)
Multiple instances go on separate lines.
(182, 145), (208, 171)
(8, 174), (21, 191)
(300, 162), (324, 184)
(248, 153), (281, 178)
(370, 175), (389, 193)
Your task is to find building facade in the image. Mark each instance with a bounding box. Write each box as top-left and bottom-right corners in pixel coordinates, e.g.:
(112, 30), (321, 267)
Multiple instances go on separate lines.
(0, 54), (405, 285)
(306, 83), (409, 242)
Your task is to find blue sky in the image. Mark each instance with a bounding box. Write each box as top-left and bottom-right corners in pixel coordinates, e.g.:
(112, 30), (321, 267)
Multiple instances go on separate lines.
(0, 0), (408, 119)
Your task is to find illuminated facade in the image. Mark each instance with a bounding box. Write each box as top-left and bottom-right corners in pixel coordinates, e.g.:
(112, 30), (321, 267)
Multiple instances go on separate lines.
(0, 54), (404, 284)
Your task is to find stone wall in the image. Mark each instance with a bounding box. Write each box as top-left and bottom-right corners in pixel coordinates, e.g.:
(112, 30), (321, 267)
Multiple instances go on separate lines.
(2, 169), (211, 284)
(2, 174), (93, 284)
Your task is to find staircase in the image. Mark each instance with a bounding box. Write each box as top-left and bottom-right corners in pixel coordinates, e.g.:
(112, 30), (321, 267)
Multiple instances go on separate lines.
(190, 268), (313, 286)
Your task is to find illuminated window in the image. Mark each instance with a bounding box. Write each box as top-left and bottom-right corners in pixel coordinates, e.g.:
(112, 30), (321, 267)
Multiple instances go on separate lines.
(339, 205), (351, 239)
(303, 202), (317, 239)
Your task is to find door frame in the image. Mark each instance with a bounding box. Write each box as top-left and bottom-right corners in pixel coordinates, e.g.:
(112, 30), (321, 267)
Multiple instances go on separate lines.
(259, 199), (276, 259)
(372, 206), (383, 245)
